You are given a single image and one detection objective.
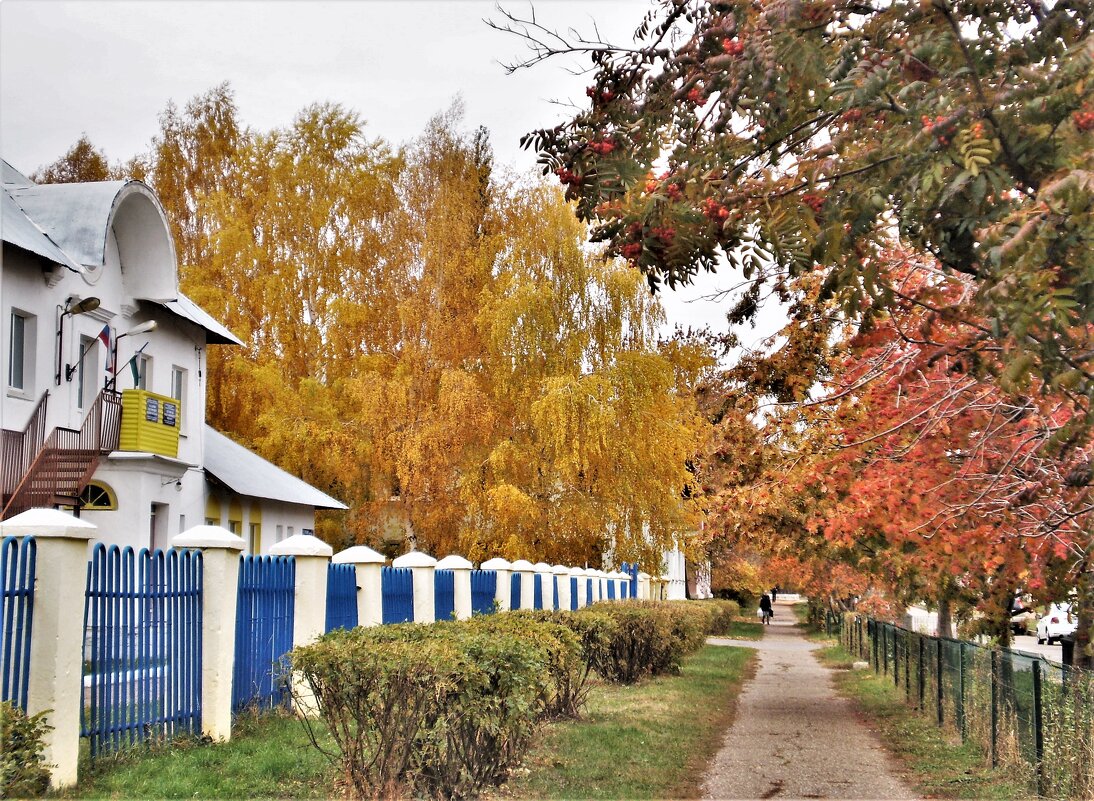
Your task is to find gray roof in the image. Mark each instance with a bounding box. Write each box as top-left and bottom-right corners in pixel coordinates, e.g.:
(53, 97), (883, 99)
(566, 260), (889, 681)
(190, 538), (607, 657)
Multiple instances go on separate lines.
(155, 296), (243, 345)
(7, 179), (132, 267)
(2, 186), (85, 271)
(204, 426), (347, 510)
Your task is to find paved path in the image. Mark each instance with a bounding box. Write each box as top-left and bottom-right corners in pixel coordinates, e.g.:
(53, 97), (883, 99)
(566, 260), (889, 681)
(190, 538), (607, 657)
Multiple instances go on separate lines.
(701, 602), (919, 800)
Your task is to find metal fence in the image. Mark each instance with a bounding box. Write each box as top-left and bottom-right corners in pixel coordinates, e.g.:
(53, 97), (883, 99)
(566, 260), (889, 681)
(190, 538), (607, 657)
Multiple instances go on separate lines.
(381, 566), (414, 624)
(325, 562), (358, 633)
(1, 535), (35, 711)
(606, 579), (617, 601)
(470, 570), (496, 615)
(81, 545), (203, 758)
(838, 614), (1094, 799)
(570, 577), (579, 610)
(434, 569), (455, 621)
(233, 555), (295, 712)
(511, 573), (523, 609)
(533, 574), (544, 609)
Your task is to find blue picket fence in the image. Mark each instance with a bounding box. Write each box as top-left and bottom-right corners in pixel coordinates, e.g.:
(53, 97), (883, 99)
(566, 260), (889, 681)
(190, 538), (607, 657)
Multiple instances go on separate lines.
(382, 566), (414, 624)
(533, 574), (544, 609)
(570, 576), (579, 610)
(549, 575), (559, 610)
(325, 562), (358, 632)
(470, 570), (496, 615)
(606, 579), (617, 600)
(233, 555), (295, 712)
(434, 569), (455, 621)
(622, 562), (639, 598)
(509, 572), (522, 609)
(587, 578), (594, 604)
(81, 545), (203, 758)
(1, 535), (36, 711)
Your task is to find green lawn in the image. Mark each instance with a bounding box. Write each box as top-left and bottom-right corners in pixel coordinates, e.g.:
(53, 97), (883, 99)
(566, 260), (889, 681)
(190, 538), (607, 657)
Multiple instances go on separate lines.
(716, 619), (765, 640)
(58, 711), (337, 799)
(503, 644), (755, 800)
(813, 642), (1030, 800)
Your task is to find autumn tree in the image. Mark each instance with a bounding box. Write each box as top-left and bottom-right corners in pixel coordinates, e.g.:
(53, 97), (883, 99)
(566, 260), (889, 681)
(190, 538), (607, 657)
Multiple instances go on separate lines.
(31, 134), (113, 183)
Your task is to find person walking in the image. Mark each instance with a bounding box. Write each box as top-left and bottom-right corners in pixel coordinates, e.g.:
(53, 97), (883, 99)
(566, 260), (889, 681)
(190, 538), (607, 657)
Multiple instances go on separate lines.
(759, 592), (773, 625)
(771, 586), (779, 603)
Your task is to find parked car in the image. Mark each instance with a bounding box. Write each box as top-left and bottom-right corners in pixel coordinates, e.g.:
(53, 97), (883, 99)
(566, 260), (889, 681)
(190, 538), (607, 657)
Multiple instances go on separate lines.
(1036, 603), (1077, 645)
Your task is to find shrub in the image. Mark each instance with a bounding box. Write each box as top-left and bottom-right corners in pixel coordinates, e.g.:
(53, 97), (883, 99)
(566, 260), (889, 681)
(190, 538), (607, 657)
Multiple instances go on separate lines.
(292, 620), (552, 799)
(572, 602), (683, 683)
(704, 599), (742, 635)
(0, 701), (53, 798)
(467, 612), (586, 719)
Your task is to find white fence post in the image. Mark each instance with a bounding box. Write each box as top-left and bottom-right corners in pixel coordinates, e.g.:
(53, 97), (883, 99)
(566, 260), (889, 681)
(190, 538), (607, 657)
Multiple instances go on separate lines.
(1, 509), (96, 789)
(393, 550), (437, 623)
(552, 565), (571, 610)
(436, 555), (473, 620)
(510, 559), (535, 609)
(585, 568), (601, 603)
(269, 533), (333, 716)
(533, 562), (554, 609)
(481, 557), (512, 611)
(332, 545), (386, 627)
(570, 566), (587, 607)
(172, 523), (246, 742)
(638, 571), (651, 599)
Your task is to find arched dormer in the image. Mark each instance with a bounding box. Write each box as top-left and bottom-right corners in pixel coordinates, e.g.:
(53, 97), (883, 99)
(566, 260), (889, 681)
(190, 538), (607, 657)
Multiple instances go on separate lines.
(6, 180), (178, 301)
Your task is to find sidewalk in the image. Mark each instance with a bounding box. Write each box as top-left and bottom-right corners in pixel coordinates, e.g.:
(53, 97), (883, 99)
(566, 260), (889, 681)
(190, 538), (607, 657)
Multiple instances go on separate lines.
(702, 601), (919, 800)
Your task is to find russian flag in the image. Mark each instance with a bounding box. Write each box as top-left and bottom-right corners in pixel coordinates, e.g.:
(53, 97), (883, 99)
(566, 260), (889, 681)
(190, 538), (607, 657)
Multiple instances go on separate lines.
(96, 324), (111, 349)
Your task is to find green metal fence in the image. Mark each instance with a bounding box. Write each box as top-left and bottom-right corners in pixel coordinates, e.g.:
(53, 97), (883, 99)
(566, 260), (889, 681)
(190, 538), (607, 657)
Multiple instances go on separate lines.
(831, 614), (1094, 799)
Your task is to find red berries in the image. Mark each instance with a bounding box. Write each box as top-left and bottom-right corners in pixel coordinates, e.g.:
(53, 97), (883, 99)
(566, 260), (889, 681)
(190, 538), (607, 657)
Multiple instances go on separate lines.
(921, 115), (953, 146)
(721, 38), (744, 56)
(555, 168), (582, 186)
(703, 196), (730, 221)
(588, 139), (616, 155)
(1074, 109), (1094, 132)
(620, 242), (643, 260)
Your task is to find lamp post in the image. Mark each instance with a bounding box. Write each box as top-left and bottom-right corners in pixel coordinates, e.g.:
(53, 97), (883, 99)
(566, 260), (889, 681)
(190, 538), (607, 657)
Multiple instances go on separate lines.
(55, 296), (101, 385)
(108, 320), (157, 390)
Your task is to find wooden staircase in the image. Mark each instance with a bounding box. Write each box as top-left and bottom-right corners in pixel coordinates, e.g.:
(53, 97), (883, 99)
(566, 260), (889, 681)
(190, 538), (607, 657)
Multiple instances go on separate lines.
(1, 389), (122, 520)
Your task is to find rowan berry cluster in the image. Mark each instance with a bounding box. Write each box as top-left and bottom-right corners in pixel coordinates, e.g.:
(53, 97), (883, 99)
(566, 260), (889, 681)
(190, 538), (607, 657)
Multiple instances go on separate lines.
(588, 139), (616, 155)
(1074, 109), (1094, 132)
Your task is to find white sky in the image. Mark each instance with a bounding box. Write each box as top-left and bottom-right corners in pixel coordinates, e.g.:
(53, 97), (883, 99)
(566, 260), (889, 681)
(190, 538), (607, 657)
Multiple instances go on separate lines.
(0, 0), (784, 347)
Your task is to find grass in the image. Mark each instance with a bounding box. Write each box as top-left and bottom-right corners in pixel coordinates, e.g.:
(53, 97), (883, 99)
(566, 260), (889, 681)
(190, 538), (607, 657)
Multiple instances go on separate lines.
(813, 641), (1031, 800)
(501, 644), (755, 800)
(715, 619), (765, 640)
(58, 711), (337, 799)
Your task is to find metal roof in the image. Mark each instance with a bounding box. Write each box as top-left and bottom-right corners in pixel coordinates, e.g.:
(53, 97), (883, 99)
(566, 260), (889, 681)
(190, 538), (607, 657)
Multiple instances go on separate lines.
(154, 296), (243, 345)
(7, 180), (130, 267)
(2, 186), (85, 272)
(203, 426), (348, 510)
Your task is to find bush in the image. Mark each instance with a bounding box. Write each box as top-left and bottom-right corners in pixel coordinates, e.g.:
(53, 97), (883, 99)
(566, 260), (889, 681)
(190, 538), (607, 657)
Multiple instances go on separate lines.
(0, 701), (53, 798)
(704, 599), (742, 635)
(292, 620), (553, 799)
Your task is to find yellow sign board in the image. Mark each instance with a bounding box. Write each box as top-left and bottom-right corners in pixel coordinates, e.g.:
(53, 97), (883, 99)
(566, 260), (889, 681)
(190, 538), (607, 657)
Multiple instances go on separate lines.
(120, 389), (181, 457)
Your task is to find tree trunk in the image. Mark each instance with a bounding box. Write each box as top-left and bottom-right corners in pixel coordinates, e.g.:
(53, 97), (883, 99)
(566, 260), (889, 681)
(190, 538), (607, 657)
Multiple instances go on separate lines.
(938, 592), (954, 639)
(1074, 558), (1093, 670)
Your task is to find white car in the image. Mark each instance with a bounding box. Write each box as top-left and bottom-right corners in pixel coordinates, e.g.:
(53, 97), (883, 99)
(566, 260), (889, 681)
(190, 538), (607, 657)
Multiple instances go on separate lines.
(1036, 603), (1077, 645)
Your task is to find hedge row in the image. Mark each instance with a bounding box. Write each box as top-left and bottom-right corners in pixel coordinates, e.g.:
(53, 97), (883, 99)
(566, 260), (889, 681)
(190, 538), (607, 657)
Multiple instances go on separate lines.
(291, 599), (737, 799)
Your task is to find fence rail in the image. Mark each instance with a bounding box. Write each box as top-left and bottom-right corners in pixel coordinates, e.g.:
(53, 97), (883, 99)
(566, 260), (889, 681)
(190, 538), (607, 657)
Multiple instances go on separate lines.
(1, 535), (36, 710)
(838, 614), (1094, 799)
(233, 555), (294, 711)
(470, 570), (496, 615)
(81, 545), (202, 758)
(325, 562), (357, 633)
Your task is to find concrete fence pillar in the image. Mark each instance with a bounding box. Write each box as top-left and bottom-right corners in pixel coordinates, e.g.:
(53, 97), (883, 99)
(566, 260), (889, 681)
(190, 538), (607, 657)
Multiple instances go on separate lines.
(393, 550), (437, 623)
(533, 562), (554, 609)
(481, 557), (512, 611)
(638, 571), (651, 600)
(570, 566), (587, 607)
(552, 565), (571, 610)
(171, 524), (246, 742)
(268, 533), (332, 716)
(510, 559), (535, 610)
(436, 554), (473, 620)
(0, 509), (97, 789)
(332, 545), (386, 627)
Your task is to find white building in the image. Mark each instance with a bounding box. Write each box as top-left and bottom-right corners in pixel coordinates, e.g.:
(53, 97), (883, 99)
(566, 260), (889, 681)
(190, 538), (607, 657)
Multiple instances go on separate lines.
(1, 159), (345, 550)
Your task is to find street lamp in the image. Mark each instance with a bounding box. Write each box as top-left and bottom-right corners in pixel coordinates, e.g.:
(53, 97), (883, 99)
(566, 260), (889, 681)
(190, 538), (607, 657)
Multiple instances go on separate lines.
(55, 296), (101, 385)
(108, 320), (158, 390)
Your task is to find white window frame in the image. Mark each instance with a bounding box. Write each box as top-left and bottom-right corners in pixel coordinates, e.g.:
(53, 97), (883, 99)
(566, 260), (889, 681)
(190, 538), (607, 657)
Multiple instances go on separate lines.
(7, 309), (35, 395)
(170, 365), (187, 432)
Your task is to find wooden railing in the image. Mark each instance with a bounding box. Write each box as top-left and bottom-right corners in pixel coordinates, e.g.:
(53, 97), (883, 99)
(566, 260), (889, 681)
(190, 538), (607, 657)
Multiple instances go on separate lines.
(1, 389), (122, 519)
(0, 392), (49, 496)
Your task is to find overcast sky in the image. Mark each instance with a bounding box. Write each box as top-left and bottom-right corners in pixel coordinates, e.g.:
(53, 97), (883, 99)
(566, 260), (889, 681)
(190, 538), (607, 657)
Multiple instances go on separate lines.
(0, 0), (784, 345)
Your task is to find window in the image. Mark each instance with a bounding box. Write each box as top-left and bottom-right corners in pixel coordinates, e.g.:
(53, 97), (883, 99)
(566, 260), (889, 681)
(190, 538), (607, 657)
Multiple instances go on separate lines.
(170, 367), (187, 429)
(136, 354), (151, 390)
(275, 524), (284, 543)
(77, 481), (117, 511)
(228, 520), (241, 536)
(8, 310), (33, 392)
(249, 523), (261, 554)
